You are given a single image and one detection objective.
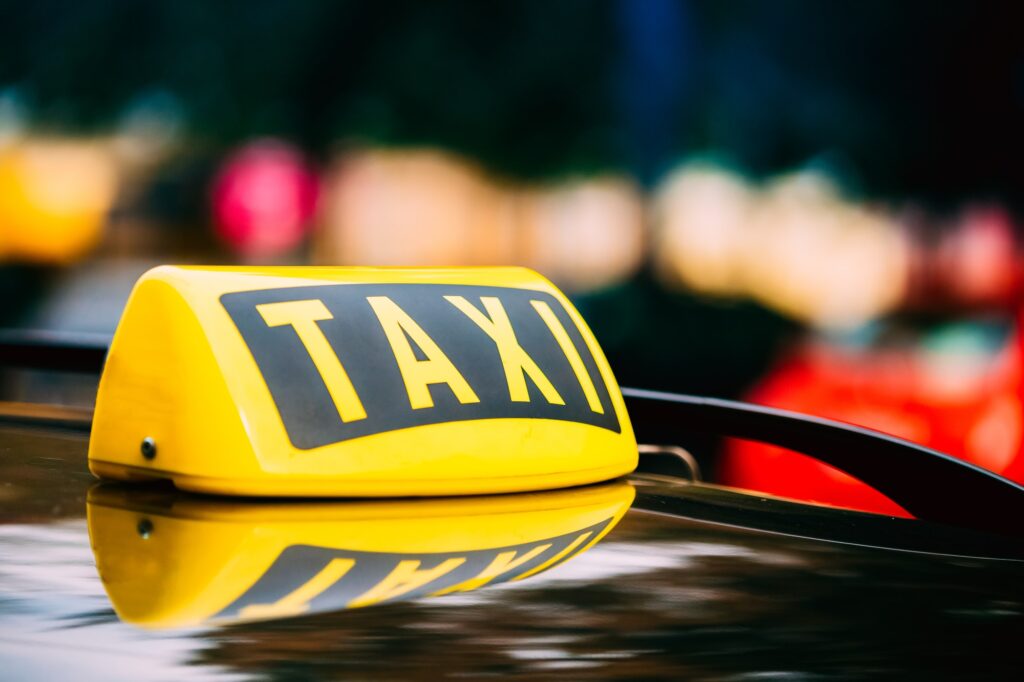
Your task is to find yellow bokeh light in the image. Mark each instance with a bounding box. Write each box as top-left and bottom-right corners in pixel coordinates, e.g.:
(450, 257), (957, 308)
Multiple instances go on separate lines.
(0, 139), (118, 264)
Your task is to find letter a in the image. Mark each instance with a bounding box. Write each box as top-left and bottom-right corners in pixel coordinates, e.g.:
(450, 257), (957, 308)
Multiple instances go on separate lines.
(349, 558), (465, 608)
(367, 296), (480, 409)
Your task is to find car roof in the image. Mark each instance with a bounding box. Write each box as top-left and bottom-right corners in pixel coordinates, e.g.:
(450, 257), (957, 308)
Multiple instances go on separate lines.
(2, 419), (1023, 680)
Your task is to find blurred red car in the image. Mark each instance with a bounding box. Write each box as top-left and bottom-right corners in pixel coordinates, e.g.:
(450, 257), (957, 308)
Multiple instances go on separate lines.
(721, 323), (1024, 516)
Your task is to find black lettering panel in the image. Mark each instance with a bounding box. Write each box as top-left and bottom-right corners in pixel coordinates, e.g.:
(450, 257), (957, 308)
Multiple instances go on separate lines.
(220, 284), (620, 450)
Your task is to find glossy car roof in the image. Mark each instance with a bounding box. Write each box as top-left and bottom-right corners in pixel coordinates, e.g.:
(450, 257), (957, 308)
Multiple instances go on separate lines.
(1, 419), (1023, 679)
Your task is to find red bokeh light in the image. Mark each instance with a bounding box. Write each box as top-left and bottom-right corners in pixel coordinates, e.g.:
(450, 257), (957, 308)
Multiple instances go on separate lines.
(211, 140), (319, 258)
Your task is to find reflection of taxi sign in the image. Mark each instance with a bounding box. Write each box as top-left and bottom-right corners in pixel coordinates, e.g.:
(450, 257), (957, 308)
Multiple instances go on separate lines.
(88, 266), (636, 496)
(87, 481), (634, 628)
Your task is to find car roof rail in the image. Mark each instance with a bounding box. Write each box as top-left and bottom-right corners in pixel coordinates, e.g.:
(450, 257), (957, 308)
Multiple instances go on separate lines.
(623, 387), (1024, 540)
(0, 329), (109, 373)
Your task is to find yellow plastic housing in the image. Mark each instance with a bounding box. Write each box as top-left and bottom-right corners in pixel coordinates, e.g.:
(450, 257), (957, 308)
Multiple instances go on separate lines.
(88, 266), (636, 496)
(87, 481), (635, 628)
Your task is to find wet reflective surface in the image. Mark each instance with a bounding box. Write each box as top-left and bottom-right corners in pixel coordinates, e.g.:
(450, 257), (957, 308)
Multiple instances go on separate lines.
(87, 481), (634, 628)
(2, 419), (1024, 680)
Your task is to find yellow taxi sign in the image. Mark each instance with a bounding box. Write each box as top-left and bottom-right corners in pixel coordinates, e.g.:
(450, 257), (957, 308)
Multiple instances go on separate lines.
(87, 481), (634, 628)
(88, 266), (636, 496)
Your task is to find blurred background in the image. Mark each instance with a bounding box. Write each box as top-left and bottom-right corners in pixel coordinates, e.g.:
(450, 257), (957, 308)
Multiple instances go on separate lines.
(3, 0), (1024, 512)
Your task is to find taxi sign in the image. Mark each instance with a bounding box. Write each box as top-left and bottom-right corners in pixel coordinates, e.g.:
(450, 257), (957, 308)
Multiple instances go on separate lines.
(87, 481), (634, 628)
(88, 266), (636, 496)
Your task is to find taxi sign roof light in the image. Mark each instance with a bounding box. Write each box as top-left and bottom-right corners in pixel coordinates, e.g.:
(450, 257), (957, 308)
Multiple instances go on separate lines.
(87, 266), (637, 497)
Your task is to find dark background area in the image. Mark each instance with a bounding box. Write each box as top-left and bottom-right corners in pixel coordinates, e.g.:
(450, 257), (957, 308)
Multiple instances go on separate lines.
(2, 1), (1022, 202)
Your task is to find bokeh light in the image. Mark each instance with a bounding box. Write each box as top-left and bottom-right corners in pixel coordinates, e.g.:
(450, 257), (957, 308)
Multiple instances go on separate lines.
(316, 148), (643, 290)
(0, 139), (118, 264)
(654, 164), (753, 297)
(211, 140), (319, 259)
(655, 164), (910, 330)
